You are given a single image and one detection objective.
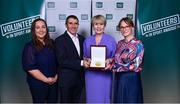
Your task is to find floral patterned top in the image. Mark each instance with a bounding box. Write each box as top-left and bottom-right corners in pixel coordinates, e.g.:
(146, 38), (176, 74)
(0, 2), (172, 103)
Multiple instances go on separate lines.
(114, 38), (144, 72)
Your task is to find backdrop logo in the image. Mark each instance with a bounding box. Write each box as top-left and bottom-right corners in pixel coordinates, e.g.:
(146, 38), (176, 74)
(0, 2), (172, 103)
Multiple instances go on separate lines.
(0, 15), (40, 39)
(141, 14), (180, 37)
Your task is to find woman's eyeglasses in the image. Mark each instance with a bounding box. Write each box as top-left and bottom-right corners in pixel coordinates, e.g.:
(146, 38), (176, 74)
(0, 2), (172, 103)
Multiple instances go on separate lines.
(120, 26), (131, 30)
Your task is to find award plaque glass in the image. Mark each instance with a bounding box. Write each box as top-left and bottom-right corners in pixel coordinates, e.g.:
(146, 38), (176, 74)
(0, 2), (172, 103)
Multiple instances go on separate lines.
(90, 45), (106, 68)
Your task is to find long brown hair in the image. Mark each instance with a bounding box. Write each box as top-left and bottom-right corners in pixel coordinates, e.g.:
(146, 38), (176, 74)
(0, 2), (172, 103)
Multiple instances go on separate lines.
(31, 18), (54, 51)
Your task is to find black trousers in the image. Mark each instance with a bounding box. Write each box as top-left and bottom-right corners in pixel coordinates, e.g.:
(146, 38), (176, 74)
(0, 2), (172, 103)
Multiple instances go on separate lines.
(59, 84), (84, 103)
(29, 83), (58, 103)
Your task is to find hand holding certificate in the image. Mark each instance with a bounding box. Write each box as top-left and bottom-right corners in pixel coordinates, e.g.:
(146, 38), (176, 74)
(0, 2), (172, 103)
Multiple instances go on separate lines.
(90, 45), (106, 68)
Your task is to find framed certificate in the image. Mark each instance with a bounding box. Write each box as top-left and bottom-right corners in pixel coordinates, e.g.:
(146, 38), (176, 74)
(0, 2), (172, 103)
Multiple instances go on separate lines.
(90, 45), (106, 68)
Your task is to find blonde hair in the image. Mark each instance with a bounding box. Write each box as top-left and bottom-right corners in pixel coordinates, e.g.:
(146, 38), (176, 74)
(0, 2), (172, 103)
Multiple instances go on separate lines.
(91, 15), (106, 26)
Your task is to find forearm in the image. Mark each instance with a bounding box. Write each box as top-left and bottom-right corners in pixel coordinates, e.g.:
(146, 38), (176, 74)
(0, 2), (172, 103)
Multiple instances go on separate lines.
(114, 58), (142, 72)
(28, 69), (48, 83)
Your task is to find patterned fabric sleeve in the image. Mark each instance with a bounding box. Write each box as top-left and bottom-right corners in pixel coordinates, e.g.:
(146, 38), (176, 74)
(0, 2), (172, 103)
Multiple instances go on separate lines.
(129, 42), (144, 72)
(114, 40), (144, 72)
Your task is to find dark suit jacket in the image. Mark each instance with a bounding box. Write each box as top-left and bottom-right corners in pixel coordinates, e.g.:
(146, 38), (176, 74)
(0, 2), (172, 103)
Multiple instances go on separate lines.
(55, 31), (85, 87)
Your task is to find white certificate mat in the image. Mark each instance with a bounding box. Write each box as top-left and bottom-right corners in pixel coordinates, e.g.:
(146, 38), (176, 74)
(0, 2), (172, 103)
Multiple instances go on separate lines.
(90, 45), (106, 68)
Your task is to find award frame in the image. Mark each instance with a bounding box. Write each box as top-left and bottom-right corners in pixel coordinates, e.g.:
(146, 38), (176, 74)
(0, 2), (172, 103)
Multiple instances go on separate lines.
(90, 45), (107, 68)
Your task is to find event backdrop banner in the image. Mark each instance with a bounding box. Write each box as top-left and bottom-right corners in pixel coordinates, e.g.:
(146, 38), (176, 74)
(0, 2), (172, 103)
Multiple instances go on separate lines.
(0, 0), (45, 102)
(46, 0), (136, 42)
(92, 0), (136, 42)
(46, 0), (92, 39)
(136, 0), (180, 103)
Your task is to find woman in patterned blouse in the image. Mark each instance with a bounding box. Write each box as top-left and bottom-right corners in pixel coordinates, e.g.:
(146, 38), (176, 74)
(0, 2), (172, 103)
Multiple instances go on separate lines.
(113, 17), (144, 103)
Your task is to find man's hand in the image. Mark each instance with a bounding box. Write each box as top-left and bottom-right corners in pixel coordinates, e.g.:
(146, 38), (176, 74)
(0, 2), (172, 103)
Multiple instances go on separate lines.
(83, 58), (91, 68)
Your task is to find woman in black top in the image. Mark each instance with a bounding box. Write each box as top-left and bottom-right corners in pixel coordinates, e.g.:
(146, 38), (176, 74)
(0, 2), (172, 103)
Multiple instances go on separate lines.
(22, 18), (58, 103)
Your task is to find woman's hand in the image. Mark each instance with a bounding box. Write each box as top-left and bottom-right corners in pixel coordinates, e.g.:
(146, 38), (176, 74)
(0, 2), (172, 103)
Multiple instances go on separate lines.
(45, 74), (58, 85)
(104, 58), (115, 70)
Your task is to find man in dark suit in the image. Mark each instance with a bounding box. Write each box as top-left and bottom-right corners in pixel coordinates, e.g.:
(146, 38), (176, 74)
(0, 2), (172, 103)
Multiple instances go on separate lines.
(55, 15), (89, 103)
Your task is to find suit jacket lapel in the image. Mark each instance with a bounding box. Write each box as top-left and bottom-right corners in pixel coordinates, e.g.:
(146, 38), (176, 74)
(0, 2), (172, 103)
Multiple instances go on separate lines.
(65, 31), (80, 57)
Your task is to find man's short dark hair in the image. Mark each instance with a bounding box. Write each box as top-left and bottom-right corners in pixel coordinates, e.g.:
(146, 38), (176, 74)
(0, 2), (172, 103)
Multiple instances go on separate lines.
(65, 15), (79, 25)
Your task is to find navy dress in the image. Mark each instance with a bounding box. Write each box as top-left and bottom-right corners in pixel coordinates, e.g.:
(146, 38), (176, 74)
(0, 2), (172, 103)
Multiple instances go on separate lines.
(22, 41), (58, 103)
(114, 72), (143, 103)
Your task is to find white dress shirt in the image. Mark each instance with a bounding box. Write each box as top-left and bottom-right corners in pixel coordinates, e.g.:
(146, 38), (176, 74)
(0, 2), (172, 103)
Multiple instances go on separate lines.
(67, 31), (80, 56)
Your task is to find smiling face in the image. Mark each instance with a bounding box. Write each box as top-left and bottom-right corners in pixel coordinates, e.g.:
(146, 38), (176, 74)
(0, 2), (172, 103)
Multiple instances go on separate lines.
(119, 20), (133, 37)
(93, 20), (105, 35)
(35, 20), (47, 41)
(92, 15), (106, 35)
(66, 18), (79, 36)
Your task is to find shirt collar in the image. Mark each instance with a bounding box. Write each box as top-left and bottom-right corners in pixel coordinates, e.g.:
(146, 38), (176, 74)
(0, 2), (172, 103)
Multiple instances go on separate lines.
(67, 31), (78, 39)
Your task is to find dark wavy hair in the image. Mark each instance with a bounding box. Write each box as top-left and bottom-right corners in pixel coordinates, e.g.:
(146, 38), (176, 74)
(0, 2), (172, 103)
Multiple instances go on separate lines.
(118, 17), (134, 28)
(31, 18), (54, 51)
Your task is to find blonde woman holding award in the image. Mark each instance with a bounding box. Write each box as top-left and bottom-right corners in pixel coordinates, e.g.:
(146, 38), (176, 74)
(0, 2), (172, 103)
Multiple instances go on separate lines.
(83, 15), (116, 103)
